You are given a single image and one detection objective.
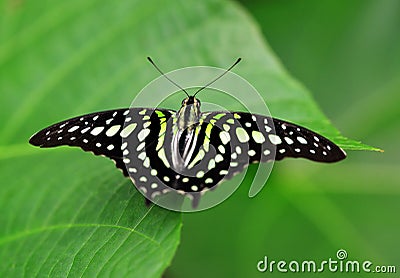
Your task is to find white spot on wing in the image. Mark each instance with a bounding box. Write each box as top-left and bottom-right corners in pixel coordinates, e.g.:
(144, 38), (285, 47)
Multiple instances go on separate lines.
(136, 142), (145, 151)
(68, 126), (79, 133)
(236, 127), (249, 143)
(90, 126), (104, 136)
(120, 123), (137, 138)
(268, 134), (282, 145)
(219, 170), (228, 175)
(297, 137), (307, 144)
(107, 144), (114, 150)
(284, 137), (294, 145)
(252, 131), (265, 144)
(143, 157), (150, 168)
(121, 142), (128, 150)
(223, 124), (230, 131)
(215, 154), (224, 163)
(208, 159), (216, 170)
(138, 129), (150, 141)
(81, 127), (90, 134)
(106, 125), (121, 137)
(219, 131), (231, 145)
(138, 152), (146, 160)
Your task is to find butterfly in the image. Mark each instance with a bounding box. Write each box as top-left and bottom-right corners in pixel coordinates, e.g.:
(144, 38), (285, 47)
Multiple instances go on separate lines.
(29, 58), (346, 207)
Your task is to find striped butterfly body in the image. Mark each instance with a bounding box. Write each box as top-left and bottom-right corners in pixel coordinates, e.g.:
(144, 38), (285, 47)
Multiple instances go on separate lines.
(29, 58), (346, 207)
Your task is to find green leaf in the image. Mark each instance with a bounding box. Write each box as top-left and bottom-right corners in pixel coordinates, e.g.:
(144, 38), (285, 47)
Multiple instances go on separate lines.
(0, 151), (181, 277)
(0, 0), (378, 277)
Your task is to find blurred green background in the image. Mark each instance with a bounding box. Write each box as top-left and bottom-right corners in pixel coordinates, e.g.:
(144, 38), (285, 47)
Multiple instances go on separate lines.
(170, 0), (399, 277)
(0, 0), (398, 277)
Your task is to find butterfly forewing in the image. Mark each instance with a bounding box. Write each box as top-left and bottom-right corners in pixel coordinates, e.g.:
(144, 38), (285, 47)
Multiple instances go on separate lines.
(29, 108), (173, 177)
(229, 112), (346, 163)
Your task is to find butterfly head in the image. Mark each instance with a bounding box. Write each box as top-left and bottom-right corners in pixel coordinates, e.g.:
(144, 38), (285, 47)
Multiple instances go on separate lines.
(181, 96), (201, 106)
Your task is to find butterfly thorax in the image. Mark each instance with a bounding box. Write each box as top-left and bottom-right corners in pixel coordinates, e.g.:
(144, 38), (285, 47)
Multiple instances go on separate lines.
(171, 97), (202, 172)
(176, 96), (201, 130)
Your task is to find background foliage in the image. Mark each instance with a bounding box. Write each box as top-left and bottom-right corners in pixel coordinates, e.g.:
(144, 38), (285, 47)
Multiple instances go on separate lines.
(0, 0), (398, 277)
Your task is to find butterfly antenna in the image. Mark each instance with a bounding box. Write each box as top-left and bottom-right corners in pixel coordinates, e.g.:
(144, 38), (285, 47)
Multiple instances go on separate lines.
(193, 58), (241, 97)
(147, 57), (190, 97)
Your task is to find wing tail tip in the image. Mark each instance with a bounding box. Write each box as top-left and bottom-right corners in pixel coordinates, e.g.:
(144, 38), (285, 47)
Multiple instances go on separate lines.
(28, 132), (43, 147)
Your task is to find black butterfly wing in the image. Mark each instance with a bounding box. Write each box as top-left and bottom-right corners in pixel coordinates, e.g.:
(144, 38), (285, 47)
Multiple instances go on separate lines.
(29, 108), (174, 177)
(229, 112), (347, 163)
(268, 117), (346, 162)
(149, 111), (347, 200)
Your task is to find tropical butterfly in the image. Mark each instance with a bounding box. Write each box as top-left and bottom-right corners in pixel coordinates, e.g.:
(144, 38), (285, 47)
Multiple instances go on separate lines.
(29, 58), (346, 207)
